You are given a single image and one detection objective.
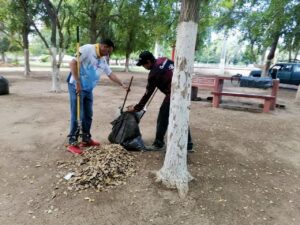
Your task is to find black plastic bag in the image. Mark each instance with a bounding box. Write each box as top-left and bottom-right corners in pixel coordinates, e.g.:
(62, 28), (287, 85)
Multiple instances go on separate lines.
(240, 76), (273, 89)
(0, 76), (9, 95)
(108, 111), (145, 151)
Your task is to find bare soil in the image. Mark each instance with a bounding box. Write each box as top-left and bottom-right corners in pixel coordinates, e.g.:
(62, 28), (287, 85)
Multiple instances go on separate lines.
(0, 69), (300, 225)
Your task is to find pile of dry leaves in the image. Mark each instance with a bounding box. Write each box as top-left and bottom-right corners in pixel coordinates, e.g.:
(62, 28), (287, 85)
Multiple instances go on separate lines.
(57, 144), (136, 191)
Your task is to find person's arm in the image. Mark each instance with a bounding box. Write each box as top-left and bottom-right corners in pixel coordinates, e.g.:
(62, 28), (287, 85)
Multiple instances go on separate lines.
(132, 77), (156, 111)
(69, 59), (81, 93)
(108, 72), (128, 90)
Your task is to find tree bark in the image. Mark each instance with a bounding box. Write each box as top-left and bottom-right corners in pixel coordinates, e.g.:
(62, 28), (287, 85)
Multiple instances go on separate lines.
(296, 85), (300, 103)
(50, 47), (61, 92)
(125, 53), (130, 73)
(89, 10), (98, 43)
(156, 0), (200, 198)
(294, 48), (299, 61)
(1, 53), (5, 62)
(262, 33), (280, 77)
(219, 33), (227, 75)
(21, 0), (31, 76)
(24, 49), (30, 76)
(43, 0), (62, 92)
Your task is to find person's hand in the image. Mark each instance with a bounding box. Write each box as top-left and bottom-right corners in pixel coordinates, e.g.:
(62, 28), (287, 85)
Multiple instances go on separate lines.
(121, 83), (129, 91)
(126, 105), (135, 112)
(76, 82), (81, 94)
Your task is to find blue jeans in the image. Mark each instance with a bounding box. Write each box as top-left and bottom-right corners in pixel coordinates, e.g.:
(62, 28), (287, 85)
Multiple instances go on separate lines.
(68, 83), (93, 144)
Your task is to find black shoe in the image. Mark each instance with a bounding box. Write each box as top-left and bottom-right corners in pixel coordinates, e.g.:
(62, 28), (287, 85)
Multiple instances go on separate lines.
(68, 135), (78, 145)
(188, 148), (195, 153)
(187, 142), (194, 153)
(144, 144), (165, 151)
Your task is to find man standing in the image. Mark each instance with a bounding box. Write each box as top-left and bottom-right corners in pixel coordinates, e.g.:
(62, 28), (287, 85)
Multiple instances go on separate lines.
(128, 51), (193, 151)
(67, 39), (127, 154)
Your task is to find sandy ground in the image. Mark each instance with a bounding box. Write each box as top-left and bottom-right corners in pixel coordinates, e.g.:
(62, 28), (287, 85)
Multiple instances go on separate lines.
(0, 69), (300, 225)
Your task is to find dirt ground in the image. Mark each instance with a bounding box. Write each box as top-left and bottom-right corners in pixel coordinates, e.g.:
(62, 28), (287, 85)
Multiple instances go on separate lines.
(0, 69), (300, 225)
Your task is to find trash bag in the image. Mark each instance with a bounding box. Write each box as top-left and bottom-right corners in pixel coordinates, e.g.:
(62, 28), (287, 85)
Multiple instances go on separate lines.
(240, 76), (273, 89)
(108, 111), (145, 151)
(122, 136), (145, 151)
(0, 76), (9, 95)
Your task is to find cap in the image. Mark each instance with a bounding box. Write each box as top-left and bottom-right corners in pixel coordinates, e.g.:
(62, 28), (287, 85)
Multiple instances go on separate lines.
(136, 51), (155, 66)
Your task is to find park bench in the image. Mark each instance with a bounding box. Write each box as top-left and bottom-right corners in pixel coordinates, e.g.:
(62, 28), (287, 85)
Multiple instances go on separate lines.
(191, 75), (218, 100)
(211, 78), (280, 113)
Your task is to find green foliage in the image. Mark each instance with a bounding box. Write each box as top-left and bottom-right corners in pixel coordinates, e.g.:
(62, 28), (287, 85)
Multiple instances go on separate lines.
(213, 0), (300, 63)
(0, 36), (10, 53)
(113, 0), (156, 57)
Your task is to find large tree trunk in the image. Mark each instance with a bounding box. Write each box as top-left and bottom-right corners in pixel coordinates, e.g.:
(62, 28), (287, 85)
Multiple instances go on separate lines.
(89, 12), (98, 43)
(156, 0), (200, 198)
(262, 33), (280, 77)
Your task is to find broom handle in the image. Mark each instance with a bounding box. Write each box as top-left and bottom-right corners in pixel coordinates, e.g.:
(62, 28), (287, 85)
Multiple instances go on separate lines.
(76, 26), (81, 124)
(139, 88), (158, 119)
(120, 76), (133, 113)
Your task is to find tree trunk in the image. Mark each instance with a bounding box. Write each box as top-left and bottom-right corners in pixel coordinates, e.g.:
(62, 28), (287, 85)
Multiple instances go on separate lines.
(288, 48), (292, 62)
(50, 47), (61, 92)
(156, 0), (200, 198)
(1, 53), (5, 62)
(219, 33), (227, 75)
(295, 85), (300, 103)
(262, 33), (280, 77)
(125, 53), (130, 73)
(22, 0), (31, 77)
(294, 48), (299, 61)
(24, 49), (30, 76)
(89, 13), (98, 43)
(260, 48), (267, 65)
(154, 40), (162, 58)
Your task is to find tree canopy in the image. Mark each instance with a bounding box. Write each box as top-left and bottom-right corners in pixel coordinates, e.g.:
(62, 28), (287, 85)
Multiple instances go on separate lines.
(0, 0), (299, 66)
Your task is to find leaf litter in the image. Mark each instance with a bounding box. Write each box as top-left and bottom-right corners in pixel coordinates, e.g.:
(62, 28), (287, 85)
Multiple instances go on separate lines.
(57, 144), (136, 191)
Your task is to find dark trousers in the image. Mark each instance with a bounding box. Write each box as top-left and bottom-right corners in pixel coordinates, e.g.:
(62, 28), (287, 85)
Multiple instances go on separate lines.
(153, 100), (193, 150)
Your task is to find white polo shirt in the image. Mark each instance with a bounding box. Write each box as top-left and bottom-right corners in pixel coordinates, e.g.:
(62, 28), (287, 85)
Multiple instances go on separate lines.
(69, 44), (112, 91)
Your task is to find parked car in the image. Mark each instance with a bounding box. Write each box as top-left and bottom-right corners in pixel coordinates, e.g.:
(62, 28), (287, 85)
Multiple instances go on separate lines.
(249, 62), (300, 85)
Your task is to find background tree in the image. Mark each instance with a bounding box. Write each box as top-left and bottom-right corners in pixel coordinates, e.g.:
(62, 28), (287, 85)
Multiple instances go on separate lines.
(76, 0), (116, 43)
(11, 0), (34, 76)
(214, 0), (300, 71)
(0, 0), (37, 76)
(156, 0), (200, 198)
(113, 0), (156, 72)
(0, 35), (10, 62)
(27, 0), (74, 92)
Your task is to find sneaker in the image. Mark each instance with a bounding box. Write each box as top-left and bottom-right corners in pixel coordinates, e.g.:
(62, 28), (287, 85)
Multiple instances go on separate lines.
(144, 144), (165, 151)
(188, 148), (195, 153)
(187, 143), (194, 153)
(67, 145), (83, 155)
(80, 139), (100, 147)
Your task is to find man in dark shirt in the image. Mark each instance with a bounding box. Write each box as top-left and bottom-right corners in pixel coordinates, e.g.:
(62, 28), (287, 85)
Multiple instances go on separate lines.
(128, 51), (193, 151)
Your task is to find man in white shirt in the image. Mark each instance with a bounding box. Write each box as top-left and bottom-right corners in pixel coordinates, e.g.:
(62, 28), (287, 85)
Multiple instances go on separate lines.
(67, 39), (127, 154)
